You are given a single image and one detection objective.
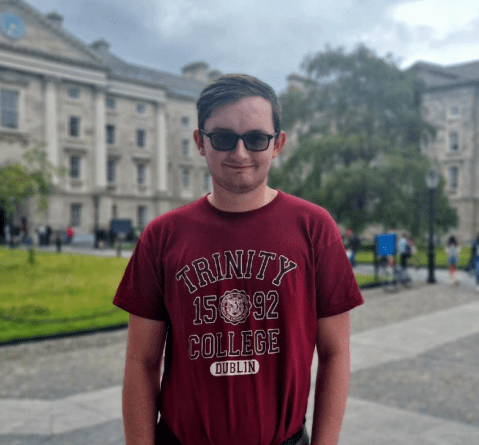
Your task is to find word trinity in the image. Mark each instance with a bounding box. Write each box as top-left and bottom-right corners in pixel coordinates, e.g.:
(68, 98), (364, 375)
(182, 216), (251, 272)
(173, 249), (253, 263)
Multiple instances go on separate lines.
(210, 360), (259, 376)
(176, 250), (297, 294)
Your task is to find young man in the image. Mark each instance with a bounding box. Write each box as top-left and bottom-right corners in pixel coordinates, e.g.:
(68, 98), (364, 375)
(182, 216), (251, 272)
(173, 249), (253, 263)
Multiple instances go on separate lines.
(114, 74), (364, 445)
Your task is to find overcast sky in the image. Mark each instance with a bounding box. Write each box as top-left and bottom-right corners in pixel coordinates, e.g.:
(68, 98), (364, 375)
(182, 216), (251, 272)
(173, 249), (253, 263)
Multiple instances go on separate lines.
(26, 0), (479, 93)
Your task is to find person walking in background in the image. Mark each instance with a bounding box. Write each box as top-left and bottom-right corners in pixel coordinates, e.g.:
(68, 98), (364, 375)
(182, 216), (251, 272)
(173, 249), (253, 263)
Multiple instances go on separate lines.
(65, 226), (74, 244)
(446, 235), (459, 286)
(346, 229), (360, 267)
(398, 233), (411, 269)
(114, 74), (364, 445)
(471, 233), (479, 292)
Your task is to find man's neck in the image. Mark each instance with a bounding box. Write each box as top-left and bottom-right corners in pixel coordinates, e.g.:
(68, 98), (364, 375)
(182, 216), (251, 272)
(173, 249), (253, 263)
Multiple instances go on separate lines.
(207, 186), (277, 212)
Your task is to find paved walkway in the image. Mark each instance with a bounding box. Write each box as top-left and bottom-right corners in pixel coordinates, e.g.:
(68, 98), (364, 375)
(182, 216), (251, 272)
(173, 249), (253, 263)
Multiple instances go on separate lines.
(1, 247), (479, 444)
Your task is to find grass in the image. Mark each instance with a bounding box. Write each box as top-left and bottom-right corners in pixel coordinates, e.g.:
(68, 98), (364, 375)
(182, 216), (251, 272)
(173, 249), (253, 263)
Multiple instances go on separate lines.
(355, 246), (472, 268)
(0, 247), (129, 344)
(0, 248), (404, 344)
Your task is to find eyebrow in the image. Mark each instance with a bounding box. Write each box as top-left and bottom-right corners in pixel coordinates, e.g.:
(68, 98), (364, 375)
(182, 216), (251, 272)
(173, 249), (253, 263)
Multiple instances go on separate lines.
(208, 127), (269, 134)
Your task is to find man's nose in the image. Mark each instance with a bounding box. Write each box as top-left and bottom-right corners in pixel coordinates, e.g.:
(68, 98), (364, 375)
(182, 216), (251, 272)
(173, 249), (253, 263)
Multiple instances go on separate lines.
(232, 137), (249, 157)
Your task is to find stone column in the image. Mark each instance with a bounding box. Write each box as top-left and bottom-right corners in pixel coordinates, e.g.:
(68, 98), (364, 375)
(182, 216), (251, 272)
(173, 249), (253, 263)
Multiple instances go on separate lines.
(156, 102), (168, 193)
(94, 87), (107, 188)
(44, 78), (59, 184)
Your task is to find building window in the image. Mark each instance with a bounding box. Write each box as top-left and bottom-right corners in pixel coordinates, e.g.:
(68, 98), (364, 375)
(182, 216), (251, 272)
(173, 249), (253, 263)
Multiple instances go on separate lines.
(450, 106), (459, 118)
(106, 125), (115, 144)
(68, 88), (80, 99)
(449, 132), (459, 152)
(137, 164), (146, 185)
(107, 160), (116, 183)
(70, 156), (81, 179)
(112, 204), (118, 219)
(69, 116), (80, 137)
(138, 206), (147, 229)
(204, 172), (211, 191)
(449, 166), (458, 189)
(181, 116), (190, 128)
(182, 139), (190, 157)
(71, 203), (82, 227)
(137, 129), (145, 148)
(1, 89), (19, 129)
(181, 169), (190, 188)
(106, 97), (116, 110)
(137, 103), (146, 114)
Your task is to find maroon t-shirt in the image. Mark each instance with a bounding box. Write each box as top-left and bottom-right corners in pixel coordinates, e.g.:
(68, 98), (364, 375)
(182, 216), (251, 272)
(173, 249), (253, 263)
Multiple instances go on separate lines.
(114, 191), (363, 445)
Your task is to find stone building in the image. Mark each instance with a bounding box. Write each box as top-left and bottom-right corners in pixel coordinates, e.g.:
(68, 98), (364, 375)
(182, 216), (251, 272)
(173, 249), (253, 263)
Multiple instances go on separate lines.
(0, 0), (218, 242)
(412, 61), (479, 241)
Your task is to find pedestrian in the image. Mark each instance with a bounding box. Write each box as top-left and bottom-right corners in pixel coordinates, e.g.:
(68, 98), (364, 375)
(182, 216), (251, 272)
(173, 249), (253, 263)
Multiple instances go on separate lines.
(65, 226), (74, 244)
(347, 230), (360, 267)
(114, 74), (364, 445)
(471, 233), (479, 292)
(398, 233), (411, 269)
(446, 235), (459, 286)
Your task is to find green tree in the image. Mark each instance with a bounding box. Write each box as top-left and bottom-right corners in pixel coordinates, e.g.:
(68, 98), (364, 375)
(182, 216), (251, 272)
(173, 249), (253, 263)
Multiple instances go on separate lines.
(280, 44), (435, 147)
(270, 135), (457, 238)
(0, 144), (64, 218)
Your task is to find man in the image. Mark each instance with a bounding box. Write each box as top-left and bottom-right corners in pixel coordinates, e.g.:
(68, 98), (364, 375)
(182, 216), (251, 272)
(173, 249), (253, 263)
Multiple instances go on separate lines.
(114, 74), (364, 445)
(398, 233), (410, 269)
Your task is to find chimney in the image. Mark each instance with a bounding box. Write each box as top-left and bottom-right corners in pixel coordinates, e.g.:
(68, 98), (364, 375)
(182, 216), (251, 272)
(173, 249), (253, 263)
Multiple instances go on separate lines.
(90, 38), (111, 52)
(46, 11), (64, 26)
(182, 61), (209, 82)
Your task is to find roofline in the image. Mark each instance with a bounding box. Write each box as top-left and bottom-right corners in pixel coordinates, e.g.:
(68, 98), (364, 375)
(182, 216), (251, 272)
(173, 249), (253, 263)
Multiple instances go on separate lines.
(8, 0), (106, 64)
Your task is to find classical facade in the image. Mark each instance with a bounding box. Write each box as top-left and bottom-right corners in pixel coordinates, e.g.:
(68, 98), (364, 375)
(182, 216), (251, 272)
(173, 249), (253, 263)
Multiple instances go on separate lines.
(413, 61), (479, 241)
(0, 0), (218, 241)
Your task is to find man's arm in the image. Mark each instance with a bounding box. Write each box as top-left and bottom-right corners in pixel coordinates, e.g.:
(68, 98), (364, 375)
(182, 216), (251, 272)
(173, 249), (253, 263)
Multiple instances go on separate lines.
(310, 311), (351, 445)
(123, 313), (167, 445)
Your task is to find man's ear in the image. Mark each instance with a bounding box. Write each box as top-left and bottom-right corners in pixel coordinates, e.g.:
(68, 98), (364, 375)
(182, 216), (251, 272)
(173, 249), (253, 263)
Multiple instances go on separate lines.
(272, 131), (287, 159)
(193, 130), (206, 156)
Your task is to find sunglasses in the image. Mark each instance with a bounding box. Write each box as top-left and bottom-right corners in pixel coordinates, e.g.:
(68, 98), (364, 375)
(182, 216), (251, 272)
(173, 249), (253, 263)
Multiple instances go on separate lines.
(200, 129), (277, 152)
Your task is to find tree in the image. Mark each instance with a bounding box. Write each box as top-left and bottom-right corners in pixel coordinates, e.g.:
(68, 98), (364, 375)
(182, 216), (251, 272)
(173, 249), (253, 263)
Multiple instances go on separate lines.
(272, 45), (457, 238)
(0, 144), (64, 218)
(280, 44), (436, 148)
(270, 134), (458, 238)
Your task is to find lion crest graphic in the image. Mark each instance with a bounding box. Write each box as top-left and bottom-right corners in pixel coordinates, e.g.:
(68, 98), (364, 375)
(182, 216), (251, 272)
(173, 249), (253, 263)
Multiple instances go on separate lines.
(219, 290), (251, 325)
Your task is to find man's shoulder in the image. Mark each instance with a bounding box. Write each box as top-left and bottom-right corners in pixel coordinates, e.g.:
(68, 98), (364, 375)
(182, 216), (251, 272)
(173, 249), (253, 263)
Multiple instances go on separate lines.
(145, 197), (207, 231)
(278, 191), (334, 220)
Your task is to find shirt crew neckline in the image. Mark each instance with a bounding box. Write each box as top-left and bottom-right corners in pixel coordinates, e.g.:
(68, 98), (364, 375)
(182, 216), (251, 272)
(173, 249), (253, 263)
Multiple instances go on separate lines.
(202, 189), (284, 219)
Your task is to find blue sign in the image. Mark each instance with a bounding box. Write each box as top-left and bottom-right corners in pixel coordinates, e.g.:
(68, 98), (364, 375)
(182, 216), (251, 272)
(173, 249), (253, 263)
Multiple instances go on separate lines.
(1, 13), (26, 40)
(376, 233), (396, 257)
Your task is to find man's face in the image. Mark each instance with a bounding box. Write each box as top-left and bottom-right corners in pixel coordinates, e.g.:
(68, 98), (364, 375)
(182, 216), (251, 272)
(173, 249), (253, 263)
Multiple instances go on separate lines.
(194, 96), (285, 197)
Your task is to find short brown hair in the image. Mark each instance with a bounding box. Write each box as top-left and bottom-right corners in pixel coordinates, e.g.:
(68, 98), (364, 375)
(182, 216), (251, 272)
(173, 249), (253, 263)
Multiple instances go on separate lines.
(196, 74), (282, 134)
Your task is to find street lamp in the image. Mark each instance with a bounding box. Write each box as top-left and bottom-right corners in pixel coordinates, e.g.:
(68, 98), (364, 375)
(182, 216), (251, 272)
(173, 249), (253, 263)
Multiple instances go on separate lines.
(93, 194), (100, 249)
(425, 169), (440, 284)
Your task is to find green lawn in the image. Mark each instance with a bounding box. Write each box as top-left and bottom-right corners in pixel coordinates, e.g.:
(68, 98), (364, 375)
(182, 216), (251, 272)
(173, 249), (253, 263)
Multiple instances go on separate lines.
(355, 246), (471, 268)
(0, 248), (385, 344)
(0, 247), (129, 344)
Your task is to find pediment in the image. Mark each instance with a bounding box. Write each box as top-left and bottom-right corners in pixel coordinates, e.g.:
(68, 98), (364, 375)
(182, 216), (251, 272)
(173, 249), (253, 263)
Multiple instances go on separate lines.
(0, 1), (103, 67)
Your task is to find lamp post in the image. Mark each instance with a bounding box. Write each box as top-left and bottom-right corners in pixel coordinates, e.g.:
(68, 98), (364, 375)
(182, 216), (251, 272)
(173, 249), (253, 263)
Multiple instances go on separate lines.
(93, 194), (100, 249)
(425, 169), (439, 284)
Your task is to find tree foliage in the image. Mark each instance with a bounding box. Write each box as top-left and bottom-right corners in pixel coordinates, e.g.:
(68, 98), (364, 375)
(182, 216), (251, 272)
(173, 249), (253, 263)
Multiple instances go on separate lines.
(280, 44), (436, 148)
(273, 45), (457, 238)
(0, 145), (64, 218)
(270, 134), (457, 238)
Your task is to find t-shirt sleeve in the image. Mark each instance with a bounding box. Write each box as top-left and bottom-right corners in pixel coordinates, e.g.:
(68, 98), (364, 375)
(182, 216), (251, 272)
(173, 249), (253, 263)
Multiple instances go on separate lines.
(313, 213), (364, 318)
(113, 229), (169, 322)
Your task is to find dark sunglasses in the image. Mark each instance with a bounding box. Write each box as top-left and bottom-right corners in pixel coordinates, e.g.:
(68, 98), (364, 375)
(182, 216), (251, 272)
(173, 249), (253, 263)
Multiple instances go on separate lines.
(200, 129), (277, 152)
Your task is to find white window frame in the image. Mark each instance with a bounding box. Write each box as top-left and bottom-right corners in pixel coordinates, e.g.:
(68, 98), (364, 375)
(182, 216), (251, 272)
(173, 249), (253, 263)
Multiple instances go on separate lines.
(106, 96), (116, 110)
(69, 155), (81, 179)
(182, 139), (190, 157)
(137, 164), (146, 185)
(181, 169), (190, 188)
(0, 88), (19, 130)
(69, 116), (80, 138)
(136, 103), (146, 114)
(449, 131), (459, 152)
(449, 106), (460, 118)
(138, 205), (147, 229)
(107, 159), (116, 183)
(137, 129), (146, 148)
(70, 203), (82, 227)
(68, 87), (80, 100)
(449, 166), (458, 189)
(106, 124), (115, 144)
(181, 116), (190, 129)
